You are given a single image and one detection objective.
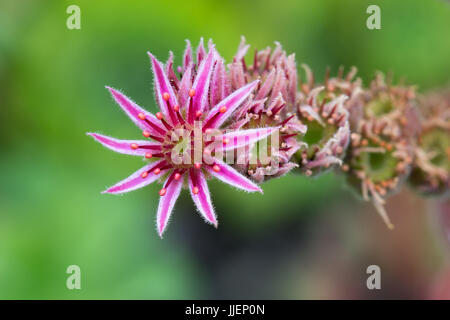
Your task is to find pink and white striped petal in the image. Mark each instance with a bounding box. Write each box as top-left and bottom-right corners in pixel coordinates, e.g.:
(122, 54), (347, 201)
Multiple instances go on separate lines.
(106, 87), (166, 136)
(196, 38), (206, 65)
(178, 64), (193, 108)
(209, 59), (227, 108)
(148, 53), (179, 125)
(188, 48), (216, 123)
(165, 51), (179, 88)
(88, 133), (161, 156)
(256, 68), (276, 100)
(188, 169), (217, 226)
(205, 160), (262, 193)
(102, 160), (168, 194)
(203, 80), (259, 129)
(183, 40), (192, 72)
(156, 172), (184, 238)
(215, 127), (280, 152)
(235, 36), (250, 61)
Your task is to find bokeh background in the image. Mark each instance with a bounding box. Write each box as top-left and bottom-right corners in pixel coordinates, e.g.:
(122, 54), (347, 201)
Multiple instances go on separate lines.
(0, 0), (449, 299)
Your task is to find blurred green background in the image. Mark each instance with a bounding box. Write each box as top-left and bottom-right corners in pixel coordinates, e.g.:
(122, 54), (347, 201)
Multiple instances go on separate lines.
(0, 0), (449, 299)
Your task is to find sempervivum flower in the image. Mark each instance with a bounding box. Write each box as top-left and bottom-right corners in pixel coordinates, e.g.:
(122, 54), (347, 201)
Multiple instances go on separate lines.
(227, 37), (305, 183)
(88, 42), (278, 237)
(409, 88), (450, 196)
(299, 65), (364, 129)
(360, 72), (420, 140)
(292, 66), (353, 176)
(342, 119), (414, 229)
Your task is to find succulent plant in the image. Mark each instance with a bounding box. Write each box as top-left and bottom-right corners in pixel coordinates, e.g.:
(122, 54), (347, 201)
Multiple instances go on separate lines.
(291, 66), (358, 176)
(409, 88), (450, 196)
(227, 37), (306, 183)
(88, 40), (278, 237)
(87, 37), (449, 237)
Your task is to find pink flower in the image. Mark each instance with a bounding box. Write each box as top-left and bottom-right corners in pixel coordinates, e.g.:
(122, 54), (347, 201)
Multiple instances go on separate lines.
(88, 42), (278, 237)
(228, 37), (306, 183)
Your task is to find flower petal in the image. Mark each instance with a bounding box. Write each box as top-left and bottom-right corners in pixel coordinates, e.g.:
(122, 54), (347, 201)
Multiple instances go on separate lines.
(106, 87), (166, 136)
(205, 159), (262, 193)
(196, 37), (206, 65)
(165, 51), (179, 89)
(255, 68), (275, 100)
(87, 133), (161, 156)
(188, 169), (217, 226)
(103, 160), (168, 194)
(216, 127), (280, 152)
(148, 52), (179, 125)
(183, 40), (192, 72)
(235, 36), (250, 61)
(209, 59), (227, 108)
(203, 80), (259, 129)
(178, 63), (192, 109)
(156, 172), (184, 237)
(188, 48), (216, 123)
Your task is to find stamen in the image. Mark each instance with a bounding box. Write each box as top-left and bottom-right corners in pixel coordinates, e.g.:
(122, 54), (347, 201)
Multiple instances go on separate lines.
(196, 111), (202, 118)
(173, 105), (179, 112)
(159, 188), (167, 196)
(138, 112), (146, 120)
(272, 103), (286, 115)
(130, 143), (139, 150)
(163, 92), (170, 101)
(145, 152), (153, 159)
(212, 164), (220, 172)
(219, 106), (227, 113)
(193, 186), (199, 194)
(174, 173), (182, 180)
(141, 171), (148, 178)
(160, 118), (173, 131)
(282, 133), (298, 140)
(151, 153), (164, 158)
(189, 89), (195, 97)
(281, 115), (295, 126)
(143, 131), (151, 138)
(153, 168), (161, 174)
(194, 163), (202, 169)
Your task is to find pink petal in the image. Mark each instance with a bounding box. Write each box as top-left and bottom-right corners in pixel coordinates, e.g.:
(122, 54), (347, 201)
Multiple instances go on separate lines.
(205, 160), (262, 193)
(235, 36), (250, 61)
(216, 127), (280, 152)
(209, 59), (227, 109)
(103, 160), (168, 194)
(188, 169), (217, 226)
(203, 80), (259, 129)
(106, 87), (166, 136)
(178, 63), (192, 108)
(88, 133), (161, 156)
(196, 38), (206, 65)
(234, 98), (266, 120)
(188, 48), (216, 123)
(286, 54), (298, 104)
(183, 40), (192, 72)
(156, 172), (184, 237)
(148, 52), (179, 125)
(230, 60), (246, 89)
(256, 68), (275, 100)
(270, 66), (287, 103)
(165, 51), (179, 89)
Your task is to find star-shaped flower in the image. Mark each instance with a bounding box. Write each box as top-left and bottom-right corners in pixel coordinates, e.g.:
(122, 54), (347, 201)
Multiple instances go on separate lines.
(88, 43), (278, 237)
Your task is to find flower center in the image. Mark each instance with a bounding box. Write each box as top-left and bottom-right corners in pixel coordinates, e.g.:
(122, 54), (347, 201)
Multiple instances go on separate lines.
(421, 127), (450, 170)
